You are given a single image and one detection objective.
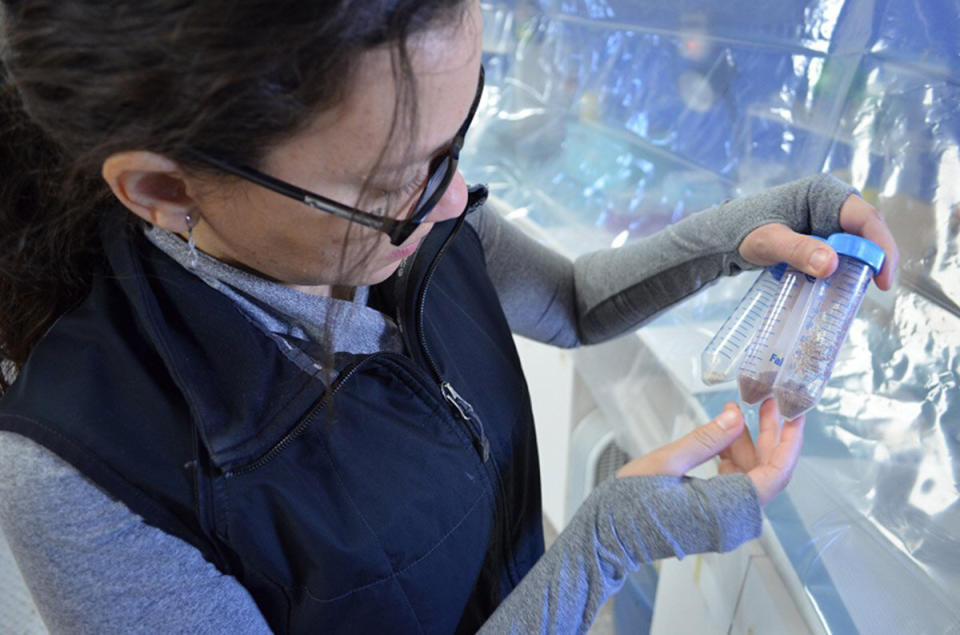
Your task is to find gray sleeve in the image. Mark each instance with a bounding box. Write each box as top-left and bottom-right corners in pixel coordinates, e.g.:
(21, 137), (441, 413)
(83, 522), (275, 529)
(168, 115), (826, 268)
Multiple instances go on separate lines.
(0, 431), (761, 635)
(0, 432), (272, 635)
(480, 473), (762, 635)
(468, 197), (579, 347)
(470, 174), (855, 346)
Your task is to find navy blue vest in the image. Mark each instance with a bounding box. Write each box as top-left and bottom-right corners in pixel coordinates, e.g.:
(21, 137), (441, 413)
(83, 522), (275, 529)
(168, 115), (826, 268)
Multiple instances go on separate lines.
(0, 192), (544, 633)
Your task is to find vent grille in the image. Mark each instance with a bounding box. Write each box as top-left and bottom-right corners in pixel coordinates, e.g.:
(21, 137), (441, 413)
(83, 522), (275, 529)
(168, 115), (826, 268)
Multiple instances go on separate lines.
(593, 441), (630, 488)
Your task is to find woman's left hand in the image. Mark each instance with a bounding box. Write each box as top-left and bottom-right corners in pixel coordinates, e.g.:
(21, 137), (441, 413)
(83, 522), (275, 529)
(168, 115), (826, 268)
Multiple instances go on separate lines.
(615, 400), (803, 506)
(738, 194), (900, 290)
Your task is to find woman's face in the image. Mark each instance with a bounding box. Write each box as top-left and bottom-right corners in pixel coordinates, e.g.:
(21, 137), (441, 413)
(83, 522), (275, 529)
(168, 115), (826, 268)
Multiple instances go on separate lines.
(189, 2), (483, 294)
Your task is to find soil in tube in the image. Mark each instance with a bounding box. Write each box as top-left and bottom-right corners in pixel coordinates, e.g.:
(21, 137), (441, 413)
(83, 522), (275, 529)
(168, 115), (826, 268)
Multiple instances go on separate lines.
(736, 266), (813, 405)
(738, 371), (779, 404)
(702, 370), (729, 385)
(775, 379), (817, 419)
(773, 324), (834, 418)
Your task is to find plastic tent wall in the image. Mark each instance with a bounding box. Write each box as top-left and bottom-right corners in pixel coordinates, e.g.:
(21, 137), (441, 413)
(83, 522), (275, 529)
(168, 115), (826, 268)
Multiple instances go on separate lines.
(462, 0), (959, 632)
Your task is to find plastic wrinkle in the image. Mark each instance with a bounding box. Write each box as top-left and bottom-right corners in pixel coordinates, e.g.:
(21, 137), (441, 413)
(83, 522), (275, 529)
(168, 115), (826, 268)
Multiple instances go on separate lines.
(465, 1), (960, 632)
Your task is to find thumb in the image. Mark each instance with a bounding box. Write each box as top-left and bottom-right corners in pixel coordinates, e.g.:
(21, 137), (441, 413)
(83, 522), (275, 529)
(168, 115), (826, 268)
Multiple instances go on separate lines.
(740, 223), (839, 279)
(646, 406), (746, 477)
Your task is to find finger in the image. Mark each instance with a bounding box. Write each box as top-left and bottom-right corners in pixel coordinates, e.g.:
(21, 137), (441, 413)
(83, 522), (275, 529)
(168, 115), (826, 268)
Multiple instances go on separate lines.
(739, 223), (838, 279)
(724, 419), (758, 471)
(718, 406), (748, 460)
(749, 415), (806, 505)
(838, 194), (900, 290)
(717, 403), (740, 461)
(754, 398), (781, 464)
(624, 407), (745, 478)
(767, 414), (806, 475)
(718, 458), (739, 475)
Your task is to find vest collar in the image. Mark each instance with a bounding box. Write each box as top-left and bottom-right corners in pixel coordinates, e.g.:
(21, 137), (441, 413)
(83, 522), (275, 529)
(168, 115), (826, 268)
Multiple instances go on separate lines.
(101, 216), (327, 469)
(97, 184), (485, 470)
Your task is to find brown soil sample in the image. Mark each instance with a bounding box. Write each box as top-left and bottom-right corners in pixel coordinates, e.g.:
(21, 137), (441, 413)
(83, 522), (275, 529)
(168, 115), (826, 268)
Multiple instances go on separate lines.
(774, 381), (816, 419)
(738, 371), (777, 404)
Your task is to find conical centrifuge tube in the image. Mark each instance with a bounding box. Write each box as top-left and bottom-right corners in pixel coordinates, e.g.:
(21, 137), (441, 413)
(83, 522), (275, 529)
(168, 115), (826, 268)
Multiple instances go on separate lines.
(773, 234), (885, 418)
(701, 264), (787, 385)
(737, 265), (817, 404)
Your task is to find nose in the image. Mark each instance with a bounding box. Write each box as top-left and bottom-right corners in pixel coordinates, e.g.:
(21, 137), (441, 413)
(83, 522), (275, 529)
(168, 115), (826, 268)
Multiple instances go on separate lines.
(425, 170), (468, 223)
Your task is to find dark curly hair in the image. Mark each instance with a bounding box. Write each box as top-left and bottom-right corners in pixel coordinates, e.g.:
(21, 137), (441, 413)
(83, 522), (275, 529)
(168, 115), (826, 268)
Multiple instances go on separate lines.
(0, 0), (470, 390)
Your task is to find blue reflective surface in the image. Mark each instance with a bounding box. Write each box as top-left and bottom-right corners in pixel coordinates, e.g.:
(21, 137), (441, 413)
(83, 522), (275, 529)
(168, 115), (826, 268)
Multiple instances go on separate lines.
(466, 0), (960, 631)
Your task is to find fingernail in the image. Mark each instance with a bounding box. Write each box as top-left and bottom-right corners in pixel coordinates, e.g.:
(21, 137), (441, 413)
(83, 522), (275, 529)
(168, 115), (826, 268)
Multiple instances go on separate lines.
(717, 410), (740, 430)
(809, 249), (830, 272)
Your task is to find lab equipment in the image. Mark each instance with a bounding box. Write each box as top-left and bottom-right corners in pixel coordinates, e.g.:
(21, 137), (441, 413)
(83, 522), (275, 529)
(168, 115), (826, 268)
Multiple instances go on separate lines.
(469, 1), (960, 632)
(773, 234), (885, 418)
(700, 263), (787, 385)
(736, 265), (818, 404)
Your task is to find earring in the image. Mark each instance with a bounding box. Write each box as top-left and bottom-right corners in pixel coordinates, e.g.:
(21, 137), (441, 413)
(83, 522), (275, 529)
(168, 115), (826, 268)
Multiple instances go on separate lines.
(184, 212), (199, 268)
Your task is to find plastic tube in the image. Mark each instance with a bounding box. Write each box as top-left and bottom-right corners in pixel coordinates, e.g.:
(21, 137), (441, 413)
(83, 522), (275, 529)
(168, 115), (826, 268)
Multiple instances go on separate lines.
(701, 263), (787, 385)
(737, 266), (817, 404)
(773, 234), (885, 418)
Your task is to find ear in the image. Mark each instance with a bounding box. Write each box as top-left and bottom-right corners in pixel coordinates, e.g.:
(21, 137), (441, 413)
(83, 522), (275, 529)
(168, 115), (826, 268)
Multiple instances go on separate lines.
(101, 151), (197, 233)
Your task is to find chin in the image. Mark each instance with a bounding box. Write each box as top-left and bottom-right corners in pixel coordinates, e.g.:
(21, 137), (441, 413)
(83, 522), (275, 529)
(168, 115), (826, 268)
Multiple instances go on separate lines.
(365, 260), (404, 285)
(327, 260), (402, 288)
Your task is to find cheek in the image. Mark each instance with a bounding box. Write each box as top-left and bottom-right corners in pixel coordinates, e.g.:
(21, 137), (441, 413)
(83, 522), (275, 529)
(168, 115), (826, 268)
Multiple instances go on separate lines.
(201, 188), (400, 286)
(365, 258), (405, 285)
(282, 221), (397, 285)
(218, 209), (343, 281)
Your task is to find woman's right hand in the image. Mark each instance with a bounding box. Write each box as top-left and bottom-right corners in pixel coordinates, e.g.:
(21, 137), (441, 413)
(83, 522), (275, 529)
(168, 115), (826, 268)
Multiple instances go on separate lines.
(616, 399), (805, 506)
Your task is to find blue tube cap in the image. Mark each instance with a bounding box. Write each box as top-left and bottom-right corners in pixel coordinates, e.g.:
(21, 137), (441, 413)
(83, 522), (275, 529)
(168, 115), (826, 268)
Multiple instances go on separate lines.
(768, 262), (788, 281)
(826, 233), (885, 273)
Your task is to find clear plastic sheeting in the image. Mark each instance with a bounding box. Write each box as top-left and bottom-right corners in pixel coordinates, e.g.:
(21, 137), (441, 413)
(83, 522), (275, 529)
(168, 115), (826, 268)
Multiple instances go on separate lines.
(462, 0), (960, 632)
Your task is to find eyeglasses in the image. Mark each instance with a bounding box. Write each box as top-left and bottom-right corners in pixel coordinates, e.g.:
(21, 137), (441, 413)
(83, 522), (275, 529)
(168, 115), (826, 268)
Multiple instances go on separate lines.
(190, 66), (485, 246)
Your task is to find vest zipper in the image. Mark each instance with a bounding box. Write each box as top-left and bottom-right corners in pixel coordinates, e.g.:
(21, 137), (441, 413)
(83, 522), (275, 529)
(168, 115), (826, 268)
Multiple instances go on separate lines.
(440, 381), (490, 462)
(414, 211), (492, 463)
(412, 200), (520, 586)
(223, 355), (375, 478)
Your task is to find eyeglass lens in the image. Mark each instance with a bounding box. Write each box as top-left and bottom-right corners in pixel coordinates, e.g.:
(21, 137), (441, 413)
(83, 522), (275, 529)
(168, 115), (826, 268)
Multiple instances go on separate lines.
(410, 155), (455, 223)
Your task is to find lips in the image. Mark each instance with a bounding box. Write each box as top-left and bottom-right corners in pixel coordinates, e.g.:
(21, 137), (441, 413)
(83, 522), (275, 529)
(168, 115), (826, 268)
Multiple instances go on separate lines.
(390, 238), (422, 261)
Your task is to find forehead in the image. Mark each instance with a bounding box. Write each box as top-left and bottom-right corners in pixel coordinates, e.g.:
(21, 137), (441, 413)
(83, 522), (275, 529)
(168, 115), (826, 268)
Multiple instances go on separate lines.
(271, 5), (483, 184)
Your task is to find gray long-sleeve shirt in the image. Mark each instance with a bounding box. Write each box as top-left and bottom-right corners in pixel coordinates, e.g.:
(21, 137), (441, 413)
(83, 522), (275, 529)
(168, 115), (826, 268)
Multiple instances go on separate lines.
(0, 174), (853, 634)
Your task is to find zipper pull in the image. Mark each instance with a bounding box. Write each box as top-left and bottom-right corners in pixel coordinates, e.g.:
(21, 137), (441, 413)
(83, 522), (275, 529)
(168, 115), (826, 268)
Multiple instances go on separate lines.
(441, 381), (490, 462)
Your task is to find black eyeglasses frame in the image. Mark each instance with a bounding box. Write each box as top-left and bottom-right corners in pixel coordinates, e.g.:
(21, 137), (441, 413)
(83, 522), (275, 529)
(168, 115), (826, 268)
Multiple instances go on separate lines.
(189, 66), (485, 246)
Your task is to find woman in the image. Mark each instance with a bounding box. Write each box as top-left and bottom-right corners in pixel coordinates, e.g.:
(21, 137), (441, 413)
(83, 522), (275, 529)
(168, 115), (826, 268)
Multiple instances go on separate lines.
(0, 0), (898, 633)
